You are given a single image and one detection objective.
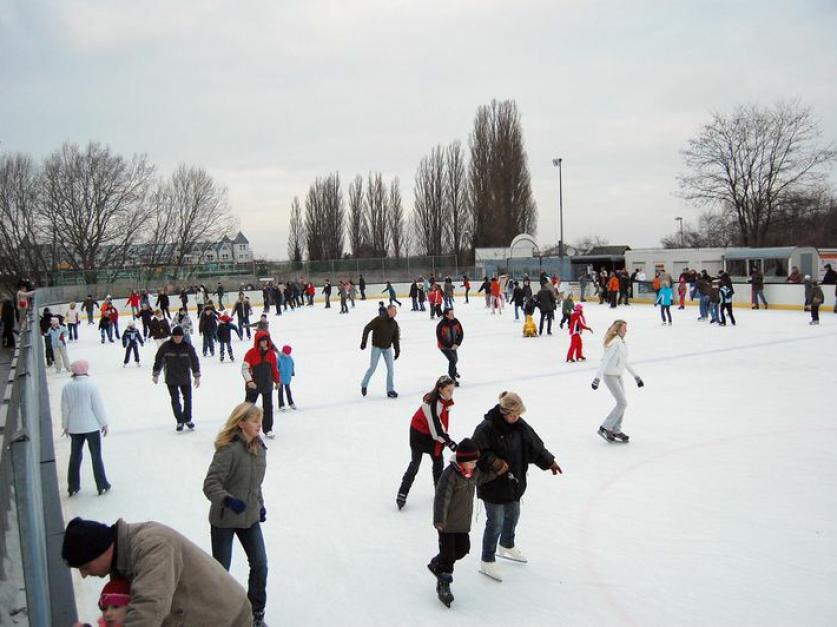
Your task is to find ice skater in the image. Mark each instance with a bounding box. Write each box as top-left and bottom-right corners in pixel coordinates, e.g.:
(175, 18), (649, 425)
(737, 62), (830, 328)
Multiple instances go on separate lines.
(360, 305), (401, 398)
(592, 320), (644, 443)
(121, 321), (144, 366)
(396, 375), (458, 511)
(436, 307), (463, 384)
(242, 331), (280, 438)
(656, 283), (673, 325)
(810, 280), (824, 325)
(278, 345), (296, 410)
(47, 316), (71, 373)
(566, 303), (593, 362)
(152, 326), (201, 432)
(427, 438), (507, 607)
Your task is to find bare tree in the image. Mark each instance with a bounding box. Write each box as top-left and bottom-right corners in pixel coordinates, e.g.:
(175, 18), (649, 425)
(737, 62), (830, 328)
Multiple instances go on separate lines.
(40, 142), (153, 282)
(571, 234), (610, 254)
(365, 172), (389, 258)
(305, 173), (344, 261)
(444, 140), (470, 257)
(166, 164), (234, 269)
(347, 175), (368, 257)
(467, 99), (537, 248)
(287, 196), (305, 262)
(0, 153), (50, 285)
(139, 181), (179, 268)
(413, 145), (447, 255)
(388, 177), (405, 258)
(678, 102), (836, 246)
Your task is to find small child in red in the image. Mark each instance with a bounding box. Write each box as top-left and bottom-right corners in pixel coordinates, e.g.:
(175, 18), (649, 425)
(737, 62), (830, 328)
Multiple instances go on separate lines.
(73, 578), (131, 627)
(566, 303), (593, 362)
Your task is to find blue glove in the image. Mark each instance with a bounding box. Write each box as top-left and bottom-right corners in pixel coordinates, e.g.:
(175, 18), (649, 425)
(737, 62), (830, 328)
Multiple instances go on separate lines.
(224, 496), (246, 514)
(260, 506), (267, 522)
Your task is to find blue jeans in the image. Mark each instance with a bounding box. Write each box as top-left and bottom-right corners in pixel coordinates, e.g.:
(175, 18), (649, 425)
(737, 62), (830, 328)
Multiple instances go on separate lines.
(482, 501), (521, 562)
(203, 333), (215, 355)
(698, 295), (709, 319)
(211, 522), (268, 614)
(709, 302), (719, 322)
(68, 431), (109, 493)
(361, 347), (395, 392)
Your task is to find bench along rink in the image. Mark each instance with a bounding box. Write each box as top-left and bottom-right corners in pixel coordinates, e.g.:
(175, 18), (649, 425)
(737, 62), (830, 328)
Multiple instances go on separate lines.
(48, 298), (837, 626)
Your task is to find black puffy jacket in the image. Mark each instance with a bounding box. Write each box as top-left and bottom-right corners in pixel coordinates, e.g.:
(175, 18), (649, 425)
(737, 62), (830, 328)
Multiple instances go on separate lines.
(472, 405), (555, 504)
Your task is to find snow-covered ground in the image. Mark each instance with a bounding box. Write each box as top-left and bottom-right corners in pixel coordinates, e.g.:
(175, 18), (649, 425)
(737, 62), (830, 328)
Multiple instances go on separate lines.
(47, 297), (837, 626)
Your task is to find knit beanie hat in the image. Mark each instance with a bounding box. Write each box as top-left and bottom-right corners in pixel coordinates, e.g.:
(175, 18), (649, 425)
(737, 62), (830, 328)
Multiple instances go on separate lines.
(99, 578), (131, 609)
(70, 360), (89, 376)
(282, 345), (292, 355)
(498, 391), (526, 415)
(455, 438), (480, 463)
(62, 517), (115, 567)
(171, 325), (184, 337)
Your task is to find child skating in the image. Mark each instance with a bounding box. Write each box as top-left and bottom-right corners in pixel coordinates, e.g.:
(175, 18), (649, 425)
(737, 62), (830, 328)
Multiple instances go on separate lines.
(592, 319), (644, 443)
(428, 438), (507, 608)
(278, 345), (296, 410)
(566, 303), (593, 362)
(121, 322), (144, 367)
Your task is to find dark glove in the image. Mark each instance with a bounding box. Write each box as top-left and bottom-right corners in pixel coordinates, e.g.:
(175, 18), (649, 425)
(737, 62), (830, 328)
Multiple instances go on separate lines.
(446, 439), (458, 452)
(259, 506), (267, 522)
(360, 341), (366, 350)
(224, 496), (246, 514)
(635, 376), (645, 388)
(394, 351), (400, 361)
(591, 378), (600, 390)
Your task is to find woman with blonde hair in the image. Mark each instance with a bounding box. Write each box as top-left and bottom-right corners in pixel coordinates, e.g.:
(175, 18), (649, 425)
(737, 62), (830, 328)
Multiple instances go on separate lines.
(592, 320), (644, 443)
(203, 402), (269, 627)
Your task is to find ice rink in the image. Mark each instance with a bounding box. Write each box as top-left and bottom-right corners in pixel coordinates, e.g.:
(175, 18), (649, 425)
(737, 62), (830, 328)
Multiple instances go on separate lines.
(48, 295), (837, 626)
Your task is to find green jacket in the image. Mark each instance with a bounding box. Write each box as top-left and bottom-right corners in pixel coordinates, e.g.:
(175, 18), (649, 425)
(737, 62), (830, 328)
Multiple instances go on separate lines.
(433, 462), (500, 533)
(562, 297), (575, 316)
(203, 435), (267, 528)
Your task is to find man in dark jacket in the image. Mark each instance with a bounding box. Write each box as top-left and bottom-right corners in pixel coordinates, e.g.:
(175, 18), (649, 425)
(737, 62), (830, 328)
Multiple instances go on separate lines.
(436, 308), (464, 384)
(749, 268), (768, 309)
(242, 330), (280, 438)
(511, 282), (525, 320)
(358, 274), (366, 300)
(322, 280), (332, 308)
(234, 295), (252, 339)
(471, 392), (562, 581)
(216, 282), (225, 309)
(535, 281), (556, 335)
(360, 305), (400, 398)
(152, 326), (201, 431)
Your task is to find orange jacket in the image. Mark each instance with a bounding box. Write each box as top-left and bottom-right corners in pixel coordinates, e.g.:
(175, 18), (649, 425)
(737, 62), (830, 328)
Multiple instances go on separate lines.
(607, 276), (620, 292)
(490, 281), (501, 297)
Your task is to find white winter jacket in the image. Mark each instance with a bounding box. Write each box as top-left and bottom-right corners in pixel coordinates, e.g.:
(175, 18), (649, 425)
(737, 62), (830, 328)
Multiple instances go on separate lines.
(596, 338), (639, 379)
(61, 376), (108, 434)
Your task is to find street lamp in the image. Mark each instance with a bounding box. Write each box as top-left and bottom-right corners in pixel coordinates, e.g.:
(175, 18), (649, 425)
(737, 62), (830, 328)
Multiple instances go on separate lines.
(552, 158), (564, 257)
(675, 217), (684, 247)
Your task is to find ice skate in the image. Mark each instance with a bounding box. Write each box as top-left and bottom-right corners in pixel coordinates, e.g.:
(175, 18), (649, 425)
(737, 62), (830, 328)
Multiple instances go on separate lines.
(264, 430), (275, 439)
(598, 426), (616, 442)
(613, 432), (630, 443)
(396, 492), (407, 510)
(186, 421), (195, 430)
(176, 423), (184, 432)
(497, 545), (528, 563)
(436, 575), (454, 607)
(290, 403), (297, 410)
(479, 560), (503, 581)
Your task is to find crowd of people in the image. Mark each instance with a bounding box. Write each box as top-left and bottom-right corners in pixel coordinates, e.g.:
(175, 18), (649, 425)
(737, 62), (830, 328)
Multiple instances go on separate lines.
(0, 265), (830, 624)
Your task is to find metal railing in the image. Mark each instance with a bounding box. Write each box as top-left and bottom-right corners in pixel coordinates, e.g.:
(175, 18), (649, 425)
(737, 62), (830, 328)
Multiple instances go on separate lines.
(0, 296), (77, 626)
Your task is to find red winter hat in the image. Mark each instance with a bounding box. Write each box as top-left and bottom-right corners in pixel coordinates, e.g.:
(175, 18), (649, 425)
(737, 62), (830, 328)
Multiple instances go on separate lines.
(220, 314), (232, 323)
(282, 345), (292, 355)
(99, 577), (130, 609)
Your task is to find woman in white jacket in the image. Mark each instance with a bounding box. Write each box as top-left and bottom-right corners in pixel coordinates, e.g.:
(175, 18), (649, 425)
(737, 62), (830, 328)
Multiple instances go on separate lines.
(61, 360), (111, 496)
(591, 320), (644, 443)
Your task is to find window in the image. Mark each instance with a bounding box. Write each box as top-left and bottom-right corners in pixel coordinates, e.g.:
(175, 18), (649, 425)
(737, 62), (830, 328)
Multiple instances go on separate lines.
(764, 258), (787, 277)
(726, 259), (747, 276)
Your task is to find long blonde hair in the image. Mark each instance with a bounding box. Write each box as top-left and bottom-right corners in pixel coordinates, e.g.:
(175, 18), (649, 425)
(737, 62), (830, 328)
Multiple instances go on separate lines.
(603, 320), (627, 347)
(214, 402), (263, 454)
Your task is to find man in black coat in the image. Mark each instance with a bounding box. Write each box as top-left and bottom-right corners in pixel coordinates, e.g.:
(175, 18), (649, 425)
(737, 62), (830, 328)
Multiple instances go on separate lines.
(436, 308), (464, 384)
(535, 282), (556, 335)
(471, 392), (561, 581)
(152, 326), (201, 432)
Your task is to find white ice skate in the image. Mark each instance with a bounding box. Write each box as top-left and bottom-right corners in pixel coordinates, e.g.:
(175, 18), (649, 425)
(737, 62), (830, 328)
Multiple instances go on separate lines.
(479, 560), (503, 581)
(496, 545), (528, 563)
(264, 430), (275, 439)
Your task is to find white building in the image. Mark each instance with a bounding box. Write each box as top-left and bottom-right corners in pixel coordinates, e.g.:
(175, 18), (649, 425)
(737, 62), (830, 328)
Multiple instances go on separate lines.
(189, 232), (253, 264)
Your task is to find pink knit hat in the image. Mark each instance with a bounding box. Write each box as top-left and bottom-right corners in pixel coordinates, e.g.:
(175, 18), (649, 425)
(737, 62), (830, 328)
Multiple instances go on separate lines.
(70, 360), (89, 376)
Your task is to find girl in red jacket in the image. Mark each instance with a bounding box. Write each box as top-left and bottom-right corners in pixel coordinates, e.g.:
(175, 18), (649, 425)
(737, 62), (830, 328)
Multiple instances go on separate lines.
(567, 303), (593, 362)
(396, 376), (457, 510)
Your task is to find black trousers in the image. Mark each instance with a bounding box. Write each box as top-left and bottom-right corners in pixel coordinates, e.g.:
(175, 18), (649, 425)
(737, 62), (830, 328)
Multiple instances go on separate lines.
(430, 532), (470, 574)
(278, 384), (294, 407)
(539, 311), (554, 334)
(440, 349), (458, 379)
(399, 446), (443, 497)
(167, 384), (192, 424)
(720, 303), (736, 325)
(123, 343), (140, 363)
(246, 386), (274, 433)
(811, 304), (820, 322)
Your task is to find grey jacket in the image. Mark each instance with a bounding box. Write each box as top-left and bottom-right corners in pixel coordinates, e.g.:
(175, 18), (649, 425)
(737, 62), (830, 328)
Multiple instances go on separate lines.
(112, 519), (251, 627)
(203, 435), (267, 528)
(433, 462), (500, 533)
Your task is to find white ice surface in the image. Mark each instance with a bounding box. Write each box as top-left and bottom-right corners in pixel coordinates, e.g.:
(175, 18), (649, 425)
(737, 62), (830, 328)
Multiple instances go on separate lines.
(48, 299), (837, 626)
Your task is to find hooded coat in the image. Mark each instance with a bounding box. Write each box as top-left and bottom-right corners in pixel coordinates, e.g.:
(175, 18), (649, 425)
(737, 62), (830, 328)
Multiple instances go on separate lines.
(241, 331), (280, 390)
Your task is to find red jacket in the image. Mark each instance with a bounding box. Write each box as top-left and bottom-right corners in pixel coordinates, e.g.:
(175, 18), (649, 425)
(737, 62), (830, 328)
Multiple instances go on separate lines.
(428, 288), (443, 306)
(410, 397), (453, 456)
(490, 280), (501, 297)
(568, 311), (590, 336)
(241, 330), (280, 389)
(127, 293), (140, 307)
(108, 307), (120, 323)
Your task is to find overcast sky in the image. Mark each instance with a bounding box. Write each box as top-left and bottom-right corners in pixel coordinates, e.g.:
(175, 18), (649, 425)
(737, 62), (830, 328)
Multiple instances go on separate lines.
(2, 0), (836, 258)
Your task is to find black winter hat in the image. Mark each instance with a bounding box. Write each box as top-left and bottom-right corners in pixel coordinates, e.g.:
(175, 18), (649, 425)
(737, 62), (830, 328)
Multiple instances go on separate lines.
(62, 517), (115, 567)
(456, 438), (480, 463)
(171, 325), (185, 337)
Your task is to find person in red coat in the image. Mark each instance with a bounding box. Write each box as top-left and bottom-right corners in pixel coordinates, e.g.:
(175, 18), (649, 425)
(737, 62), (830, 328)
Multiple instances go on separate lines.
(241, 330), (280, 438)
(428, 285), (443, 320)
(396, 376), (457, 510)
(436, 308), (464, 384)
(126, 290), (141, 319)
(566, 304), (593, 362)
